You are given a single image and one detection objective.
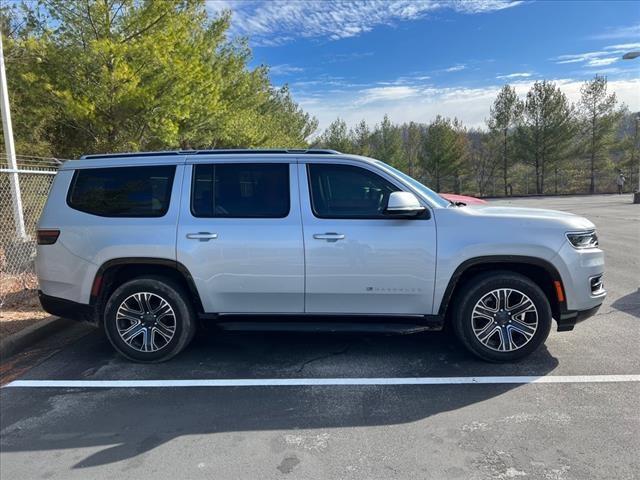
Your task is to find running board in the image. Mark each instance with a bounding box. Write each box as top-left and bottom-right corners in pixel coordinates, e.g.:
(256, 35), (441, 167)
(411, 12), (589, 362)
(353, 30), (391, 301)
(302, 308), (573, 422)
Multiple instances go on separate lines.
(214, 321), (443, 334)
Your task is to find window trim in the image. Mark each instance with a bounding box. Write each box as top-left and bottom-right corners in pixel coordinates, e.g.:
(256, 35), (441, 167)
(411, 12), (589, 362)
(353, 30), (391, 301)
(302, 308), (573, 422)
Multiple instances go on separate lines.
(66, 165), (176, 218)
(190, 163), (291, 219)
(306, 163), (426, 220)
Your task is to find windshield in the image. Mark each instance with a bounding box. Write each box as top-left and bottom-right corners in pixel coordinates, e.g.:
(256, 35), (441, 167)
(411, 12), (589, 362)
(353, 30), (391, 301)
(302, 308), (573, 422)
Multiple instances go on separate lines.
(373, 160), (450, 208)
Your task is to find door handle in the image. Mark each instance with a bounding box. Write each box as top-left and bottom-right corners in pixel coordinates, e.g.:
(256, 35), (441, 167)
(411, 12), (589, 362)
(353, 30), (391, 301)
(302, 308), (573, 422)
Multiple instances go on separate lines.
(186, 232), (218, 241)
(313, 232), (345, 242)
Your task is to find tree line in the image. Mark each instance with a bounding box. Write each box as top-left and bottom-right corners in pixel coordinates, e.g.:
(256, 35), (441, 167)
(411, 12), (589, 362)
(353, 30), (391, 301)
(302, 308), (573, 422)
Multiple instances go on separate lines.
(1, 1), (638, 196)
(315, 78), (639, 195)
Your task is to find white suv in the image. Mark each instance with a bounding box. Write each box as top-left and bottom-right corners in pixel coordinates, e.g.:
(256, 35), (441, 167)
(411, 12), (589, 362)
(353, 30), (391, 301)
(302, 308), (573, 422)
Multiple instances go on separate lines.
(36, 149), (606, 362)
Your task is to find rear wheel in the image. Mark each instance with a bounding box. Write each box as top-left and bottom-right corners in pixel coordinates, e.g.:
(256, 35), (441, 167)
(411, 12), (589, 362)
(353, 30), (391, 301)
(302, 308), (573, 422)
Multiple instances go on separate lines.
(104, 276), (196, 362)
(452, 272), (552, 362)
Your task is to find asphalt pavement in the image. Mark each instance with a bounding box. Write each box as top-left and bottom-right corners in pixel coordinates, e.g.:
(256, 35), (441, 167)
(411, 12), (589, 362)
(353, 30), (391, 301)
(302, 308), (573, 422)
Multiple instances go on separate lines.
(1, 194), (638, 480)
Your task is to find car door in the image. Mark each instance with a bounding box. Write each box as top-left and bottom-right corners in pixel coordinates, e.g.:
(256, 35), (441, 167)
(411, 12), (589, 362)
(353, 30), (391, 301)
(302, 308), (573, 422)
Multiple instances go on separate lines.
(177, 159), (304, 313)
(299, 161), (437, 315)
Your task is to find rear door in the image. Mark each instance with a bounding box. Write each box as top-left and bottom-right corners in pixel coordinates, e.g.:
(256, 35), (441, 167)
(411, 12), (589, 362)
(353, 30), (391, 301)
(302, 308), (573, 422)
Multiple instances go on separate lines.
(299, 160), (437, 315)
(177, 159), (304, 313)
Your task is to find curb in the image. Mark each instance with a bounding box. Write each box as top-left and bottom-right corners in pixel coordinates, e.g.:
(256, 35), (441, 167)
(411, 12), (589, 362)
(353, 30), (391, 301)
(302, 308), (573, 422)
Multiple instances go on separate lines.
(0, 316), (74, 361)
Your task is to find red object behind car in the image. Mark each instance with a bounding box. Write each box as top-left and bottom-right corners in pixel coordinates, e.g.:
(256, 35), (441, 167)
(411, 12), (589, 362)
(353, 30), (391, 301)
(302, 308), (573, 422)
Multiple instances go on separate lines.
(439, 193), (488, 205)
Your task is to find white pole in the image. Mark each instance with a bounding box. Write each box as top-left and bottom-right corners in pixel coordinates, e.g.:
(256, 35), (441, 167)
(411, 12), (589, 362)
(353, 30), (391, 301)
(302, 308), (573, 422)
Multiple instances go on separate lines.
(0, 33), (27, 239)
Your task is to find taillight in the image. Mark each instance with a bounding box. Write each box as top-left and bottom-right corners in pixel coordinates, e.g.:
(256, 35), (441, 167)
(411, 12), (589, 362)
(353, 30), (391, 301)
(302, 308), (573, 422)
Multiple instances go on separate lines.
(37, 229), (60, 245)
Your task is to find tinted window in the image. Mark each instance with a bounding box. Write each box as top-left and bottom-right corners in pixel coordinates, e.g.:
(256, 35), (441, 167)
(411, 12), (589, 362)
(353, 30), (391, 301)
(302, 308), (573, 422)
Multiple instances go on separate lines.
(191, 163), (290, 218)
(67, 166), (175, 217)
(307, 164), (399, 218)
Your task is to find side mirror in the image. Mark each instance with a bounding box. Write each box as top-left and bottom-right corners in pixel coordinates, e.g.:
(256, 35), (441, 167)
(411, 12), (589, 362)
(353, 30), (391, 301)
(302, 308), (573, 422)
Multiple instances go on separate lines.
(385, 191), (426, 217)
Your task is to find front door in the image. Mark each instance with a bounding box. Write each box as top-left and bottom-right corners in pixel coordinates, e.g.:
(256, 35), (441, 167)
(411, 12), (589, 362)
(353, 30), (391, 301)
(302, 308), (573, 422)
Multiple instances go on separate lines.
(177, 160), (304, 313)
(299, 161), (437, 315)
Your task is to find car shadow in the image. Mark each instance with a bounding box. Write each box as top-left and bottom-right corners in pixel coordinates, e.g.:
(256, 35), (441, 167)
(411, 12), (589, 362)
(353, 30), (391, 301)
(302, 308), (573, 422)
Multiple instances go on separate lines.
(611, 288), (640, 318)
(0, 326), (559, 469)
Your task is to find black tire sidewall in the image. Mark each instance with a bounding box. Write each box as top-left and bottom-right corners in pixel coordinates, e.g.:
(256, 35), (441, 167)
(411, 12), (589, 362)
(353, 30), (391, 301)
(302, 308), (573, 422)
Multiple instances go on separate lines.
(454, 273), (552, 362)
(104, 277), (194, 363)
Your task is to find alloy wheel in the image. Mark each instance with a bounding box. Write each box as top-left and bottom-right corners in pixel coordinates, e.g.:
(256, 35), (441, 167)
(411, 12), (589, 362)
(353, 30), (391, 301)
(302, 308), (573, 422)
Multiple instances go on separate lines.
(115, 292), (177, 352)
(471, 288), (538, 352)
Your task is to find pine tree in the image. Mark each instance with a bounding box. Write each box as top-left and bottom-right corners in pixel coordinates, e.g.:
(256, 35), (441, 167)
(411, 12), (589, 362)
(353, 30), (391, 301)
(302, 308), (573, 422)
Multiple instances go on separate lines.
(424, 116), (465, 192)
(1, 0), (317, 157)
(487, 85), (522, 196)
(516, 81), (575, 194)
(578, 75), (623, 193)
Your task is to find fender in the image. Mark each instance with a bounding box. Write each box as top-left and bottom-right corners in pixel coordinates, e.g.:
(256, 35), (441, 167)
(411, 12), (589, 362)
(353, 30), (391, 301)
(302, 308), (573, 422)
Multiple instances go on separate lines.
(90, 257), (204, 313)
(437, 255), (566, 317)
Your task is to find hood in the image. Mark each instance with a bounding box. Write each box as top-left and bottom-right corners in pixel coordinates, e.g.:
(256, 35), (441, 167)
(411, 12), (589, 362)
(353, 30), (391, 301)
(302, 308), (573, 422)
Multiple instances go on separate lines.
(439, 193), (487, 205)
(466, 205), (596, 230)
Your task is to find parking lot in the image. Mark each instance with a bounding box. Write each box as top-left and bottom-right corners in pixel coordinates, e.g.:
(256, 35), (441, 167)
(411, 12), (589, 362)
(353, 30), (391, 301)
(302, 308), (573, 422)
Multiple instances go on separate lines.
(1, 194), (638, 479)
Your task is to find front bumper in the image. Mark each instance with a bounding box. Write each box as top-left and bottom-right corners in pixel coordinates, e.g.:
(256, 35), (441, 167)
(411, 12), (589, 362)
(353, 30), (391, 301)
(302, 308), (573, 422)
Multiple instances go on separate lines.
(554, 242), (606, 312)
(556, 303), (602, 332)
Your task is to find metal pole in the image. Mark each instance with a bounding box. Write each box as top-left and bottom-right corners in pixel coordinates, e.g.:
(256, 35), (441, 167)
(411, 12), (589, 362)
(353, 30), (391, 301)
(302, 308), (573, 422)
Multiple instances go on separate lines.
(0, 34), (27, 239)
(636, 115), (639, 193)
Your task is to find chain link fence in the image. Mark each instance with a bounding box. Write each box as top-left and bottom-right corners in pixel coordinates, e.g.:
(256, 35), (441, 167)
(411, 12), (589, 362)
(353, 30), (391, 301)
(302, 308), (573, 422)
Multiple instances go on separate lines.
(1, 154), (62, 311)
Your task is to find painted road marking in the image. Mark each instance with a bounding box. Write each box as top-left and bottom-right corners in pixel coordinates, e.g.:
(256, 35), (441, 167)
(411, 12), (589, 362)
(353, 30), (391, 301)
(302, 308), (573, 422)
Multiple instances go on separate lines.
(3, 375), (640, 388)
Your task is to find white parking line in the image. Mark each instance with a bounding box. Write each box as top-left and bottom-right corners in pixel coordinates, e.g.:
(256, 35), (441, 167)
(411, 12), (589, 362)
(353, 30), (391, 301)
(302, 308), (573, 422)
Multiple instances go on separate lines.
(3, 375), (640, 388)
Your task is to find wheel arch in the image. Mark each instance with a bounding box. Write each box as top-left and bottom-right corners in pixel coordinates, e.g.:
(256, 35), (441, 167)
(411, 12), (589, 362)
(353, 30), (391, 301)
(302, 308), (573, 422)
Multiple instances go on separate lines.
(438, 255), (566, 322)
(90, 258), (204, 321)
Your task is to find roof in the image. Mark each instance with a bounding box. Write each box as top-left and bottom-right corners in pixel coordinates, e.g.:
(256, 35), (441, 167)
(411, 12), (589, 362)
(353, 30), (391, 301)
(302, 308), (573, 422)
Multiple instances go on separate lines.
(61, 149), (376, 171)
(80, 149), (340, 160)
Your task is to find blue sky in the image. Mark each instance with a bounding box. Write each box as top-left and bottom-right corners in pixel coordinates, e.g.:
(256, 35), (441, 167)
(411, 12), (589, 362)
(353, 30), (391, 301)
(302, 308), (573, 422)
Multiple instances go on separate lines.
(214, 0), (640, 131)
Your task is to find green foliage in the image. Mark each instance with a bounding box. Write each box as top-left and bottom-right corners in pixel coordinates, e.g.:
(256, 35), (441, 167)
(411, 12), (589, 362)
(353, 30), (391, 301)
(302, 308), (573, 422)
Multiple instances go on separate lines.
(314, 77), (634, 197)
(487, 85), (523, 195)
(578, 75), (623, 193)
(403, 121), (425, 178)
(423, 116), (468, 192)
(314, 118), (352, 152)
(1, 1), (635, 198)
(351, 119), (372, 156)
(371, 114), (404, 169)
(467, 128), (500, 196)
(515, 81), (575, 194)
(1, 0), (316, 157)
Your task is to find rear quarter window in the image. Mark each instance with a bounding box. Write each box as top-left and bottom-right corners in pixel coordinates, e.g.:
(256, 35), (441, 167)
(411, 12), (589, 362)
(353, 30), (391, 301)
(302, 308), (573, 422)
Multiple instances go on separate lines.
(67, 165), (176, 217)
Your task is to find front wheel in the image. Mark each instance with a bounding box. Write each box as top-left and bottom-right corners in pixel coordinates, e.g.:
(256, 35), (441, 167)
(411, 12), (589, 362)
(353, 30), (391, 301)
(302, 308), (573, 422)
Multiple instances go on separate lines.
(452, 272), (552, 362)
(103, 276), (196, 362)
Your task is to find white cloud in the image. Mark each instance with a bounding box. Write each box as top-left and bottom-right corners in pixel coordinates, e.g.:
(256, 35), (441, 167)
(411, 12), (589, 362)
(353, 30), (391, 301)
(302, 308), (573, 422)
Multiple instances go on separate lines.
(452, 0), (523, 13)
(306, 78), (640, 132)
(375, 74), (432, 86)
(356, 86), (421, 104)
(605, 43), (640, 50)
(555, 51), (608, 64)
(586, 57), (619, 67)
(269, 64), (304, 75)
(445, 64), (466, 72)
(592, 23), (640, 40)
(206, 0), (523, 46)
(554, 48), (628, 67)
(324, 52), (374, 63)
(497, 72), (533, 79)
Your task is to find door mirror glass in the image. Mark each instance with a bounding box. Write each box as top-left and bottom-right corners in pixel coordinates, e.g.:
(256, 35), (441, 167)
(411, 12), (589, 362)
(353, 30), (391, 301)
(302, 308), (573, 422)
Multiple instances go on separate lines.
(385, 191), (426, 216)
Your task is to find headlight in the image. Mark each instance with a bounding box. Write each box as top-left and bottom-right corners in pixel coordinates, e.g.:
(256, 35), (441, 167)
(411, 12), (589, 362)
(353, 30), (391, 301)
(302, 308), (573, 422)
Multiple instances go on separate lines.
(566, 231), (599, 249)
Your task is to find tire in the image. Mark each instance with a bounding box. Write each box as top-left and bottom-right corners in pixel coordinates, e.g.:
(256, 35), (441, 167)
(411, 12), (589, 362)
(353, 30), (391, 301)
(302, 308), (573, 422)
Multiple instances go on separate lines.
(103, 276), (196, 363)
(452, 271), (552, 362)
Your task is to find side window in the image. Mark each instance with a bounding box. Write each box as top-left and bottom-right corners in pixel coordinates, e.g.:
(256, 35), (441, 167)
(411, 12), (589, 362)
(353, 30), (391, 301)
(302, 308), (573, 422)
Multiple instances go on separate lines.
(67, 165), (175, 217)
(307, 164), (400, 219)
(191, 163), (290, 218)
